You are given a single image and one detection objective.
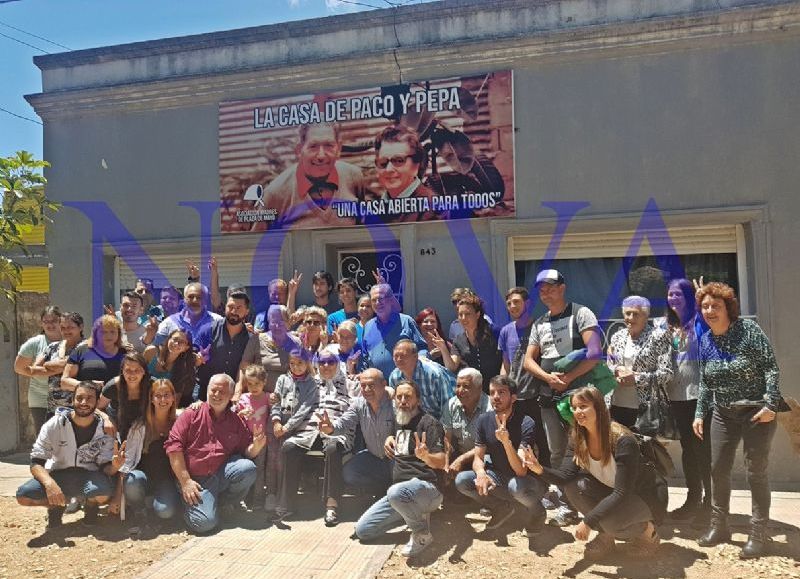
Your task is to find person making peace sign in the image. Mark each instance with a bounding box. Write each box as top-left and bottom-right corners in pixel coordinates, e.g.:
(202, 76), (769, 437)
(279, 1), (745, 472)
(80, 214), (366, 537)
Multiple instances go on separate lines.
(355, 380), (446, 558)
(454, 375), (548, 538)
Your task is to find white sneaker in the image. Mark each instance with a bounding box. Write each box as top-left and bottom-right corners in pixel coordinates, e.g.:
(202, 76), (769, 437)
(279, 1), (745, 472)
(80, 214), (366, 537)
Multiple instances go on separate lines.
(400, 531), (434, 557)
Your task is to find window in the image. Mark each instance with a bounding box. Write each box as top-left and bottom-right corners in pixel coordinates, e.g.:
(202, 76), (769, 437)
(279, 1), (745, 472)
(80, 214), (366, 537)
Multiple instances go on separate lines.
(511, 224), (745, 322)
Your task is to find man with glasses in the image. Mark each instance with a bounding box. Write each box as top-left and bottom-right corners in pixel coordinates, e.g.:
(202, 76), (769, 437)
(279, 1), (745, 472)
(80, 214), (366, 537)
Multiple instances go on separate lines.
(258, 122), (366, 230)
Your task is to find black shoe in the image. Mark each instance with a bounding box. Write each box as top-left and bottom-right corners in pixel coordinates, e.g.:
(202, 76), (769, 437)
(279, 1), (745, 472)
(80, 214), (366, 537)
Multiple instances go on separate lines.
(485, 503), (515, 530)
(740, 527), (770, 559)
(479, 506), (493, 518)
(691, 504), (712, 529)
(669, 501), (700, 520)
(524, 515), (546, 537)
(697, 525), (731, 547)
(46, 507), (64, 529)
(82, 504), (99, 527)
(269, 508), (292, 523)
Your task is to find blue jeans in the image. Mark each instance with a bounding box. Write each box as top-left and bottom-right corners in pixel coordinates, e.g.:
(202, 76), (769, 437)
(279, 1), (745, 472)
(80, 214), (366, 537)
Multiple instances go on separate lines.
(541, 407), (569, 468)
(355, 477), (442, 541)
(343, 450), (393, 493)
(17, 467), (112, 502)
(180, 455), (257, 534)
(455, 469), (547, 520)
(124, 470), (181, 520)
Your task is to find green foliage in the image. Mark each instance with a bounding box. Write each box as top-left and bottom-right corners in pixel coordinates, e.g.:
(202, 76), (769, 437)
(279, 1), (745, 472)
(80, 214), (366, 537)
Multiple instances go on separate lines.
(0, 151), (60, 304)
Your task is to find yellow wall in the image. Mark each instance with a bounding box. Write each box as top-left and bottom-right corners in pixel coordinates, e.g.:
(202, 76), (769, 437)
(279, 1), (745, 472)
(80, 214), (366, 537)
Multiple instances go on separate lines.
(17, 266), (49, 293)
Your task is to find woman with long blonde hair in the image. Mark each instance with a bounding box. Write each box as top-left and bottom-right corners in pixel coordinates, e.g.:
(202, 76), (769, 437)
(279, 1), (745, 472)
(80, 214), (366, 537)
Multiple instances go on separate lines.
(522, 386), (666, 559)
(117, 379), (180, 522)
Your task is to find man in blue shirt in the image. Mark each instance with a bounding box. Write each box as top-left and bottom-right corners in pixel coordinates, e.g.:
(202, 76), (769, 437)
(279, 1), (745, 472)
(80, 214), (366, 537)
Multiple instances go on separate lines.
(326, 277), (361, 337)
(362, 284), (427, 378)
(498, 287), (532, 374)
(147, 282), (222, 351)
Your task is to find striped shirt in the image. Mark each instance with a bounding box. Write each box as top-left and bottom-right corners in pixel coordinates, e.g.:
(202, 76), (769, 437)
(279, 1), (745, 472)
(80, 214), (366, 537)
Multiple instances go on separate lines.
(389, 358), (455, 420)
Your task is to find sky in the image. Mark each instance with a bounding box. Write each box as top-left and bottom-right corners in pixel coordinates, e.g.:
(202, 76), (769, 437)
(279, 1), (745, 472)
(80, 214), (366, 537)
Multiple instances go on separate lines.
(0, 0), (431, 159)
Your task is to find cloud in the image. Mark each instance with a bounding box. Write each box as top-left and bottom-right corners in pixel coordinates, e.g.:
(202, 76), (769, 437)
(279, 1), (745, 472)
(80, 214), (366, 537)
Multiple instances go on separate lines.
(325, 0), (361, 12)
(286, 0), (366, 12)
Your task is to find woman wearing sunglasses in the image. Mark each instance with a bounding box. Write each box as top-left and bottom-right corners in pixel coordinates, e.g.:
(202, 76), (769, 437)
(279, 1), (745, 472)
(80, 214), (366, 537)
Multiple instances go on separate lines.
(374, 125), (438, 224)
(269, 348), (353, 526)
(298, 306), (328, 355)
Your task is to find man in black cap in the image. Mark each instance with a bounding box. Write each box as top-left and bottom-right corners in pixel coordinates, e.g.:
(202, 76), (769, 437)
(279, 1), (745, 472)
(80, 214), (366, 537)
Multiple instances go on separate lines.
(522, 269), (603, 526)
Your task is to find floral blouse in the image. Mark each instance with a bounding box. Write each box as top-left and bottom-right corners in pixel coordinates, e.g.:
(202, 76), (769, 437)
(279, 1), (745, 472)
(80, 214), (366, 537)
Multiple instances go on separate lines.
(696, 318), (781, 417)
(607, 325), (673, 404)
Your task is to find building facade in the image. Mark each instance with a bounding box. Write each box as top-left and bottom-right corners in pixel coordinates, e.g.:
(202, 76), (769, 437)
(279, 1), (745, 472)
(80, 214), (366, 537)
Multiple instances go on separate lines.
(25, 0), (800, 483)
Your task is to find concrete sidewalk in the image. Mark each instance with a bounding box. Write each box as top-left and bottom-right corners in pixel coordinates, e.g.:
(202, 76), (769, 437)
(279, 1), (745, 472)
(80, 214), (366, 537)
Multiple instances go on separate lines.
(2, 452), (798, 578)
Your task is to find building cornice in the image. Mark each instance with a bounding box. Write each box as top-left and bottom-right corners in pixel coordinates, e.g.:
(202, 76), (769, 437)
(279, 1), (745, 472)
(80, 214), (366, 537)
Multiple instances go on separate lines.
(25, 1), (800, 120)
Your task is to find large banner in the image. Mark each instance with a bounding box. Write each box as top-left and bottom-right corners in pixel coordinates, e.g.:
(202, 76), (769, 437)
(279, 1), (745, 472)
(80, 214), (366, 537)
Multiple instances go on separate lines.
(219, 71), (514, 233)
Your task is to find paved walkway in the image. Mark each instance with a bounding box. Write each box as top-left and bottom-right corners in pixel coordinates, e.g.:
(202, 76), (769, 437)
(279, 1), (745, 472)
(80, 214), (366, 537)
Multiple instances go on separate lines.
(138, 509), (393, 579)
(1, 451), (798, 578)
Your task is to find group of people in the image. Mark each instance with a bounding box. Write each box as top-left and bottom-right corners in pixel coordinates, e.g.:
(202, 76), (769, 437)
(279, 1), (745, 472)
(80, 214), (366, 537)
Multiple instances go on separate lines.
(13, 262), (784, 561)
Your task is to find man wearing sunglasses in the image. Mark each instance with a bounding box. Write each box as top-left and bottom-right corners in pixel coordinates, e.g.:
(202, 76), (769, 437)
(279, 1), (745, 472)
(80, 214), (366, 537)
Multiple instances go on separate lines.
(374, 125), (438, 224)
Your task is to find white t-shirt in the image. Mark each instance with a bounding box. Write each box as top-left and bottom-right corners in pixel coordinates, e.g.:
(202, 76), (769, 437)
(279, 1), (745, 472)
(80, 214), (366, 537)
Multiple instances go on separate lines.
(18, 334), (56, 408)
(528, 303), (599, 360)
(588, 455), (617, 488)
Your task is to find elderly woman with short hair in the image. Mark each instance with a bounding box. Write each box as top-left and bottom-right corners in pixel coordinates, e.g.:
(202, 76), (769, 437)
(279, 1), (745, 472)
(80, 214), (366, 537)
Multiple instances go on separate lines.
(606, 296), (672, 429)
(693, 282), (783, 559)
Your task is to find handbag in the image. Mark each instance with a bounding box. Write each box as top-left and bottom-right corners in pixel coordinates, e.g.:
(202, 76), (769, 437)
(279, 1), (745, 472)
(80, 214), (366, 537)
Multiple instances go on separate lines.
(634, 377), (680, 440)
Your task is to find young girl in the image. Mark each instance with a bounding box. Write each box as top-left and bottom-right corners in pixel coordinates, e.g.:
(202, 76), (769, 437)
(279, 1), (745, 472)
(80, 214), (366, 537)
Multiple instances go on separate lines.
(269, 348), (318, 519)
(235, 365), (271, 509)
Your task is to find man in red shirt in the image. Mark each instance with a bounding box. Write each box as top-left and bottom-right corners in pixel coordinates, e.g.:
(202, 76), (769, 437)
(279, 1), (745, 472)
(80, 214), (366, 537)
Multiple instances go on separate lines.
(166, 373), (266, 533)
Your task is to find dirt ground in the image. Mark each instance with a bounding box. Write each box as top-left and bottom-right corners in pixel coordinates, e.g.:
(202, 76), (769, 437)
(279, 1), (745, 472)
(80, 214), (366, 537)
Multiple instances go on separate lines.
(377, 500), (800, 579)
(0, 498), (190, 579)
(2, 492), (800, 579)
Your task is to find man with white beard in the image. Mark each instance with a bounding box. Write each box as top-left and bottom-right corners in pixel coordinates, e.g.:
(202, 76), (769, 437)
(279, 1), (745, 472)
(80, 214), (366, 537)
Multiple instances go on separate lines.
(355, 380), (446, 557)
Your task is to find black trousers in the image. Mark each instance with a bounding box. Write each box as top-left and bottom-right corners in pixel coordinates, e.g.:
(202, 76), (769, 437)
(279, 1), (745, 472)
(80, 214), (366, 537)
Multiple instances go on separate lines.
(710, 406), (777, 527)
(670, 399), (711, 504)
(278, 436), (345, 511)
(515, 397), (552, 468)
(564, 474), (652, 539)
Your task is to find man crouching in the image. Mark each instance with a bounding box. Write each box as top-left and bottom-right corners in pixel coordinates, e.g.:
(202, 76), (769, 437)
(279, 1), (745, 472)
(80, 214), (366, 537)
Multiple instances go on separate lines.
(16, 381), (122, 528)
(355, 380), (446, 557)
(455, 375), (548, 536)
